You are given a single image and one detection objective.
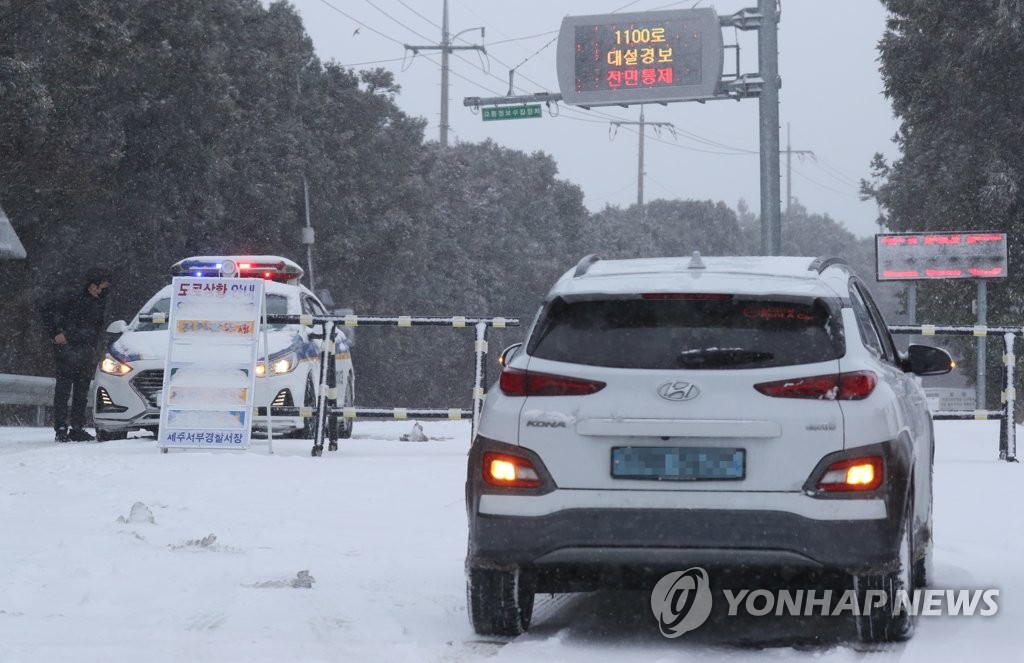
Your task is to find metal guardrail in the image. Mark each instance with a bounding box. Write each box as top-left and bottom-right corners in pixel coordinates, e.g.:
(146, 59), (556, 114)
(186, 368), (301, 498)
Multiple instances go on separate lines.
(0, 374), (55, 427)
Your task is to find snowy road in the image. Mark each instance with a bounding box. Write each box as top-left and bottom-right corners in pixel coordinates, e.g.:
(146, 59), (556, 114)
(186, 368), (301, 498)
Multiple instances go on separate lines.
(0, 420), (1019, 662)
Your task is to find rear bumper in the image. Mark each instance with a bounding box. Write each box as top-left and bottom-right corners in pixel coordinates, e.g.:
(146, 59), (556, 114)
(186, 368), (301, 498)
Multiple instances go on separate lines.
(467, 436), (909, 581)
(469, 505), (898, 576)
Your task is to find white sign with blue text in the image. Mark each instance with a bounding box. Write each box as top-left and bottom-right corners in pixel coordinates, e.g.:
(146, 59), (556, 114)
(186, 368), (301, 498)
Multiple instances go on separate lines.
(157, 277), (264, 451)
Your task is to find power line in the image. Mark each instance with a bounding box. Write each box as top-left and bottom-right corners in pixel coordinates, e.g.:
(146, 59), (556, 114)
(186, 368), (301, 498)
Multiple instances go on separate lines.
(315, 1), (758, 155)
(340, 56), (408, 67)
(809, 155), (862, 187)
(791, 166), (860, 198)
(361, 0), (434, 43)
(397, 0), (440, 29)
(316, 0), (405, 46)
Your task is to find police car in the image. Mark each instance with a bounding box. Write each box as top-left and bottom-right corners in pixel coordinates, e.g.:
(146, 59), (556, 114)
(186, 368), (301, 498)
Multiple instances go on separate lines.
(92, 256), (355, 442)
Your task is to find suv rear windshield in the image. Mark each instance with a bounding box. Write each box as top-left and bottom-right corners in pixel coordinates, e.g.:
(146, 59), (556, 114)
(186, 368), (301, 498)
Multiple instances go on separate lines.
(528, 295), (845, 369)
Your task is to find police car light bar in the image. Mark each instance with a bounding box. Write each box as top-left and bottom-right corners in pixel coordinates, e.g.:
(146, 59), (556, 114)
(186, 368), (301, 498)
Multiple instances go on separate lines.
(170, 255), (306, 284)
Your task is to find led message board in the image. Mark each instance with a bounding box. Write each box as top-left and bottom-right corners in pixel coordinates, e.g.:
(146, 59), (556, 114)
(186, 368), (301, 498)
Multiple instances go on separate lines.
(875, 232), (1008, 281)
(556, 8), (723, 107)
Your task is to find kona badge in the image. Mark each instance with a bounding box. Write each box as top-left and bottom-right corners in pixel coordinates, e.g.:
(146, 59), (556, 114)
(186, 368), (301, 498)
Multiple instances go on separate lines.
(526, 420), (567, 428)
(657, 380), (700, 401)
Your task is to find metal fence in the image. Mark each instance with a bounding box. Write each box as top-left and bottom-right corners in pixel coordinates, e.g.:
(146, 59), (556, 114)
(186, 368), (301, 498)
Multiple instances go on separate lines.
(4, 320), (1018, 462)
(148, 311), (520, 456)
(890, 324), (1018, 463)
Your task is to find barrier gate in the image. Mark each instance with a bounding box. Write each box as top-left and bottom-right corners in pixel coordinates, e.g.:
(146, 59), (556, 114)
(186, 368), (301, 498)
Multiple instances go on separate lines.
(262, 314), (519, 456)
(890, 324), (1018, 463)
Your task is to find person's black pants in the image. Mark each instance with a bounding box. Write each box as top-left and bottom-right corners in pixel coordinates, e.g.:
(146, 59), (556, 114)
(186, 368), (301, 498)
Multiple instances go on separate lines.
(53, 345), (94, 430)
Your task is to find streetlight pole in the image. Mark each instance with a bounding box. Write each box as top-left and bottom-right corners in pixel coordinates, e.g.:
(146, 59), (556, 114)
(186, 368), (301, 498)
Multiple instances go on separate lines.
(302, 175), (315, 294)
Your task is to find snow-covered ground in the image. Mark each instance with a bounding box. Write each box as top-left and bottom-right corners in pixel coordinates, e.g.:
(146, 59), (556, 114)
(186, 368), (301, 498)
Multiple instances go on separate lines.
(0, 420), (1020, 662)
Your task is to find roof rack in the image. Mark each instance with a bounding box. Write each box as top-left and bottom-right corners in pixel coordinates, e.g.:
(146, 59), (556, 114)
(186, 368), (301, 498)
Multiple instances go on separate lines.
(808, 256), (848, 274)
(573, 254), (601, 277)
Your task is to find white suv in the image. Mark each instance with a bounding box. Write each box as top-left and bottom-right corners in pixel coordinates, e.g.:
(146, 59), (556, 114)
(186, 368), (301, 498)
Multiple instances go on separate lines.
(466, 254), (952, 642)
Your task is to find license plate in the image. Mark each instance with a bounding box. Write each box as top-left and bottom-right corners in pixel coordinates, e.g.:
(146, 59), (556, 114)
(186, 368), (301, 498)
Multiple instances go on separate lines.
(611, 446), (746, 481)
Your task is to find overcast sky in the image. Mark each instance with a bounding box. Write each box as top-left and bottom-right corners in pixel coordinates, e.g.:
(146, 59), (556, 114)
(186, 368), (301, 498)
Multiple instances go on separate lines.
(289, 0), (897, 239)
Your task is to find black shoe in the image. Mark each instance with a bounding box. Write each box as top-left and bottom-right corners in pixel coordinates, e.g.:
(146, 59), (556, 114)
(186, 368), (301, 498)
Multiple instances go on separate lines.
(68, 428), (96, 442)
(55, 427), (70, 443)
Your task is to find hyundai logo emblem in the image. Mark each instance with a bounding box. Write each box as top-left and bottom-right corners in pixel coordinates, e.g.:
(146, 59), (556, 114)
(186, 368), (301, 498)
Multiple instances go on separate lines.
(657, 380), (700, 401)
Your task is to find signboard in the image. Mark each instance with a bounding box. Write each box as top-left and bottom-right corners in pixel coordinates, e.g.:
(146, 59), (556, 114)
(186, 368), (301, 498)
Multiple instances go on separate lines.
(556, 8), (724, 107)
(157, 277), (264, 450)
(482, 104), (542, 121)
(875, 232), (1008, 281)
(924, 387), (976, 412)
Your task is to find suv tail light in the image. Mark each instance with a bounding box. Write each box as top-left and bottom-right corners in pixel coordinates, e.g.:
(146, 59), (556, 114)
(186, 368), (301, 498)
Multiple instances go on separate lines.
(499, 367), (606, 397)
(754, 371), (877, 400)
(483, 452), (542, 488)
(815, 456), (883, 492)
(641, 293), (733, 300)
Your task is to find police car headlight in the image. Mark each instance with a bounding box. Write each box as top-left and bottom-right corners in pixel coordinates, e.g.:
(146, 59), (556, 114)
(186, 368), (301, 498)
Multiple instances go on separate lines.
(100, 354), (133, 376)
(256, 351), (298, 377)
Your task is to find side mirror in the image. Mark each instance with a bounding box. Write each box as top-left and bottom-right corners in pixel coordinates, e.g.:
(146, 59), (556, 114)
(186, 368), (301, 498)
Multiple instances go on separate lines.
(106, 320), (127, 334)
(498, 343), (522, 367)
(904, 344), (955, 376)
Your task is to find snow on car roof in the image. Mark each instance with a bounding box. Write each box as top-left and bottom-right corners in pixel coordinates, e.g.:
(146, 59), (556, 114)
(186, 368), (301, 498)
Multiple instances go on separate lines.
(550, 255), (849, 299)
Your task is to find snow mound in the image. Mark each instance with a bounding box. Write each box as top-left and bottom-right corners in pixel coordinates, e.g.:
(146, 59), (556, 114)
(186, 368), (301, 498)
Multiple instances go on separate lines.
(117, 501), (155, 524)
(400, 422), (428, 442)
(248, 570), (316, 589)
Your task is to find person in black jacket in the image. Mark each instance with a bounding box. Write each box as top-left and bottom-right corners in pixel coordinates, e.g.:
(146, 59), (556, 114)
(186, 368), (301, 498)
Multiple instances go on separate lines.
(40, 267), (112, 442)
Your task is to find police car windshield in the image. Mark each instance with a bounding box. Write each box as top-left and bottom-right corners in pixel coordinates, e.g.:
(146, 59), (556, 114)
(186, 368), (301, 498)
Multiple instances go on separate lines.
(264, 294), (290, 329)
(134, 294), (289, 331)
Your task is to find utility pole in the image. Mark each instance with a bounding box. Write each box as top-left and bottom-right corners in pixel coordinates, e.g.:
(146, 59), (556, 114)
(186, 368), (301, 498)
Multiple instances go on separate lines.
(783, 123), (814, 219)
(610, 106), (673, 207)
(404, 0), (485, 147)
(758, 0), (781, 255)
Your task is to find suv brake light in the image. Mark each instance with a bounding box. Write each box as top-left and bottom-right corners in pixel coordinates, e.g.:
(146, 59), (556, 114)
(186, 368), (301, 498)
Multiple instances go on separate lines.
(499, 367), (606, 396)
(641, 293), (733, 300)
(815, 456), (883, 491)
(483, 452), (542, 488)
(754, 371), (877, 400)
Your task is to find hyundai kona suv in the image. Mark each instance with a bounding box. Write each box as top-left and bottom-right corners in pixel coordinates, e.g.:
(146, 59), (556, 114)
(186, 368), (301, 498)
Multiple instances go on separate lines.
(466, 254), (952, 641)
(93, 256), (355, 442)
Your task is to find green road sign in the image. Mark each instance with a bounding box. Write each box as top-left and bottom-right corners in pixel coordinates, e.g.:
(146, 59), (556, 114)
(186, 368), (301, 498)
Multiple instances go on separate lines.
(482, 104), (542, 121)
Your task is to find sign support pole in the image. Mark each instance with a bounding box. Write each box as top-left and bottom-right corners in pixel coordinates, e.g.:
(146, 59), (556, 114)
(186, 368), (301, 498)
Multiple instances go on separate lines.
(978, 279), (987, 410)
(758, 0), (781, 256)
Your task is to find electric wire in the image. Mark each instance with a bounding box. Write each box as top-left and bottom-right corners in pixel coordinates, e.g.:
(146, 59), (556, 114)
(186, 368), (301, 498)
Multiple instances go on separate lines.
(361, 0), (435, 43)
(791, 166), (861, 197)
(396, 0), (440, 29)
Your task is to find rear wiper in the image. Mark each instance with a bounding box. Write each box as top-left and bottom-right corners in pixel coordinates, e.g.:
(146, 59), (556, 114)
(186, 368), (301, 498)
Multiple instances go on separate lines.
(676, 347), (774, 368)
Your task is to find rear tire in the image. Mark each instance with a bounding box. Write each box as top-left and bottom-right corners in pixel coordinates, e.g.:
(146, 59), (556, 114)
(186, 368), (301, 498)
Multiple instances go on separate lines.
(467, 568), (535, 636)
(854, 496), (916, 642)
(339, 378), (354, 439)
(287, 376), (317, 440)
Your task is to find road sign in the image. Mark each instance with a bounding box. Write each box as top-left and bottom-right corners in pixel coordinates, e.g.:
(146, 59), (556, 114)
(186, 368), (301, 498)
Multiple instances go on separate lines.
(556, 8), (724, 107)
(158, 277), (264, 451)
(482, 105), (542, 121)
(875, 232), (1008, 281)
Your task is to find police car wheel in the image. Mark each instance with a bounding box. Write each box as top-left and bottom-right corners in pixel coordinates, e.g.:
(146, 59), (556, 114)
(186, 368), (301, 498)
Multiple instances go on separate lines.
(339, 379), (354, 439)
(287, 376), (317, 440)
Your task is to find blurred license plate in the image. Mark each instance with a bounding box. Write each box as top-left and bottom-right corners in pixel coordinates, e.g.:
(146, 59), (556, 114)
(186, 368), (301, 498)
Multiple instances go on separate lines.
(611, 447), (745, 481)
